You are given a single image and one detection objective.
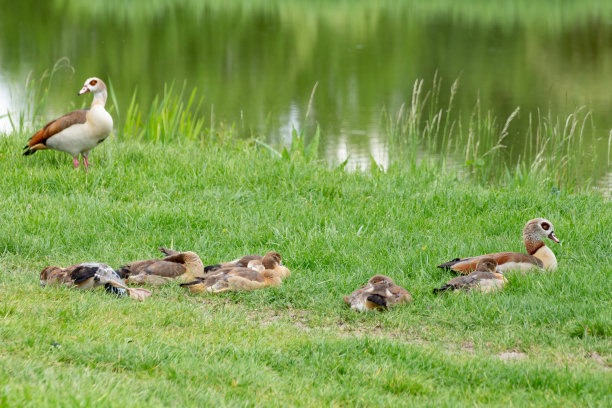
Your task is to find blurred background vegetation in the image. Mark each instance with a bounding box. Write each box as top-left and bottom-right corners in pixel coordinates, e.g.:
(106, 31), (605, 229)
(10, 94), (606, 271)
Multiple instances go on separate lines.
(1, 0), (611, 188)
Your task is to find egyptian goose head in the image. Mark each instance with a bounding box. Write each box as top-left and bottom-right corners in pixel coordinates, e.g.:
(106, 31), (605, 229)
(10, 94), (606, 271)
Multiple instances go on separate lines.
(474, 258), (499, 274)
(262, 252), (290, 279)
(78, 77), (108, 106)
(23, 77), (113, 171)
(523, 218), (559, 252)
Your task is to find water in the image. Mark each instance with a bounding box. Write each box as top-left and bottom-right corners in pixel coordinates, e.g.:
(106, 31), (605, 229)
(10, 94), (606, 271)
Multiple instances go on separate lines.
(1, 0), (611, 184)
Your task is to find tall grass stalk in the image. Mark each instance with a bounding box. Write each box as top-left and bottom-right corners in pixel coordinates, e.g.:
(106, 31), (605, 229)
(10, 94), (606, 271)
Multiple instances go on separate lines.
(121, 83), (206, 143)
(386, 77), (610, 191)
(6, 58), (74, 135)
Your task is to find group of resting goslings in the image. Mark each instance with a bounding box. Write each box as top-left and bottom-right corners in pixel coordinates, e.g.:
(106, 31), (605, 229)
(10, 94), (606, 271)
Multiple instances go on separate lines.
(39, 218), (559, 311)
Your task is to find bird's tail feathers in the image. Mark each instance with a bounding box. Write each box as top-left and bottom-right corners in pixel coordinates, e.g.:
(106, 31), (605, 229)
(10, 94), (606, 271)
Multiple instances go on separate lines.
(366, 294), (388, 309)
(437, 258), (461, 270)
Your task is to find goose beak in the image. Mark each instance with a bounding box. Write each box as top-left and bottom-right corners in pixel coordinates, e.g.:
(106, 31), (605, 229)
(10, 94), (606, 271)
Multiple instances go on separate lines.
(548, 231), (560, 243)
(78, 86), (90, 96)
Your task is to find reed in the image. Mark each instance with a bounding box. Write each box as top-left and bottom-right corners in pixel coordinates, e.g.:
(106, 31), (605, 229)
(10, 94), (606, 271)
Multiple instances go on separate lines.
(385, 76), (610, 191)
(120, 83), (207, 143)
(5, 58), (74, 135)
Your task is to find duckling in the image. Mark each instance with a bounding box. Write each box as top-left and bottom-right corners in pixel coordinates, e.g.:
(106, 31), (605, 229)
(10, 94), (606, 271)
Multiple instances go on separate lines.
(116, 247), (204, 286)
(181, 252), (288, 293)
(437, 218), (560, 274)
(433, 258), (506, 294)
(203, 253), (284, 274)
(343, 275), (412, 312)
(40, 263), (152, 301)
(204, 251), (290, 276)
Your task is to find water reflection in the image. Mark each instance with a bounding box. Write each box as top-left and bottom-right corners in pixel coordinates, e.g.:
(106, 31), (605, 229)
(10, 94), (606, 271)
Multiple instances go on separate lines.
(0, 0), (610, 188)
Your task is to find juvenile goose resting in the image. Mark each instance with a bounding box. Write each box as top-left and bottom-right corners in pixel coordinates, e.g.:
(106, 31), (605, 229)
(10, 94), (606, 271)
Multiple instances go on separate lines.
(437, 218), (560, 274)
(40, 263), (152, 301)
(433, 258), (506, 294)
(180, 252), (289, 293)
(343, 275), (412, 312)
(23, 77), (113, 170)
(203, 254), (266, 273)
(116, 247), (204, 286)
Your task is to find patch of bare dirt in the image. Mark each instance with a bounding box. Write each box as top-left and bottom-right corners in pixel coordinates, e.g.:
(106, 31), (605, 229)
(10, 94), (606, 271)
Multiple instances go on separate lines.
(587, 352), (610, 371)
(498, 351), (528, 362)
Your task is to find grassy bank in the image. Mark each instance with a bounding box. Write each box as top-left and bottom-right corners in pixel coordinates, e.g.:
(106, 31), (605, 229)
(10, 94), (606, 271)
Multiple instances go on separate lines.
(0, 129), (610, 406)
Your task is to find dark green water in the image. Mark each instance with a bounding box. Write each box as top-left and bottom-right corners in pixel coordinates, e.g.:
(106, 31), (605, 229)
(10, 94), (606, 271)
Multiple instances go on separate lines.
(1, 0), (611, 188)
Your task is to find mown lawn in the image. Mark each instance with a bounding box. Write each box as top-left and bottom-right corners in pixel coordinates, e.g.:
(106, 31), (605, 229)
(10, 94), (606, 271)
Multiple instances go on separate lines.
(0, 133), (610, 407)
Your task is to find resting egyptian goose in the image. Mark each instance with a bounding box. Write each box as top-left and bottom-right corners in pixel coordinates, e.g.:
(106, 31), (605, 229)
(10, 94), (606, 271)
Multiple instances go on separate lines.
(180, 252), (289, 293)
(23, 77), (113, 170)
(40, 263), (151, 301)
(433, 258), (506, 294)
(116, 247), (205, 286)
(437, 218), (560, 274)
(343, 275), (412, 312)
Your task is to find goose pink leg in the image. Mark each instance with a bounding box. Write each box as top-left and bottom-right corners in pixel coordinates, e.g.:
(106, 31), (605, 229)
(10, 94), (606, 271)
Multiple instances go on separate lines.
(73, 157), (79, 168)
(83, 156), (90, 172)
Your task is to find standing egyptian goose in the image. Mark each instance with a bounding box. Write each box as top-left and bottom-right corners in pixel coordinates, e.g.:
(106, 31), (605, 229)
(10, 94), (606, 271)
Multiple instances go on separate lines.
(116, 247), (205, 286)
(433, 258), (506, 294)
(437, 218), (560, 274)
(180, 252), (289, 293)
(343, 275), (412, 312)
(40, 263), (152, 301)
(23, 77), (113, 170)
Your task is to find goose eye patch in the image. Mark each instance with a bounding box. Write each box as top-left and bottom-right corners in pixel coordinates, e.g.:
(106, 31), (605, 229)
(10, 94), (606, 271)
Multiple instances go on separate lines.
(541, 222), (550, 230)
(89, 79), (98, 86)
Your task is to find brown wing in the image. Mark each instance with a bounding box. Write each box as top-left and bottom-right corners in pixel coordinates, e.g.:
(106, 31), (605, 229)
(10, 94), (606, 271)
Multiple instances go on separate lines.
(116, 260), (157, 278)
(467, 271), (498, 280)
(26, 109), (89, 148)
(144, 260), (187, 278)
(388, 284), (413, 304)
(227, 267), (265, 282)
(231, 255), (264, 267)
(442, 252), (541, 274)
(118, 251), (198, 279)
(446, 276), (477, 289)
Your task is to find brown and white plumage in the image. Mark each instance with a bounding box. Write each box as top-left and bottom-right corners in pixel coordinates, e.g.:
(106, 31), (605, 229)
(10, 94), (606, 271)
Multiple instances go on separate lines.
(203, 254), (265, 274)
(437, 218), (560, 274)
(40, 263), (151, 301)
(116, 247), (204, 286)
(23, 77), (113, 170)
(433, 258), (506, 294)
(181, 252), (289, 293)
(343, 275), (412, 312)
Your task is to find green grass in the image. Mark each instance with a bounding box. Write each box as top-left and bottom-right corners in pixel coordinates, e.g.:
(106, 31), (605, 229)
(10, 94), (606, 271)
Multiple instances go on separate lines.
(0, 128), (610, 406)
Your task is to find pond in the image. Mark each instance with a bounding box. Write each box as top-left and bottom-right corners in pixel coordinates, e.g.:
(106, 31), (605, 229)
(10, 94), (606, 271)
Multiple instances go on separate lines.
(1, 0), (611, 190)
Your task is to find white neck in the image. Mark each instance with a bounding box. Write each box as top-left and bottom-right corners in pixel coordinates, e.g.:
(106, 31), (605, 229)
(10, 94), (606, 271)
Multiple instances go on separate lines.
(533, 246), (557, 271)
(91, 90), (107, 107)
